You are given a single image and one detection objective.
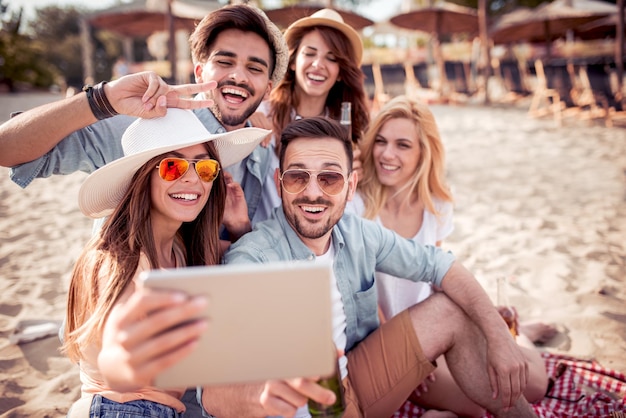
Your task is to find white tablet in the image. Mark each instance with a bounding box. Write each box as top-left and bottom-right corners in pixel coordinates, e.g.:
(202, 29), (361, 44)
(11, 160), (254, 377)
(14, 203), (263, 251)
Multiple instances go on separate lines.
(140, 260), (335, 389)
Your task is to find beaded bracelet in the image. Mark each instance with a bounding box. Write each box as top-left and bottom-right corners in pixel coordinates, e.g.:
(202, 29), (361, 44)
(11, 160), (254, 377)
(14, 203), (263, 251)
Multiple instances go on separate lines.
(82, 81), (119, 120)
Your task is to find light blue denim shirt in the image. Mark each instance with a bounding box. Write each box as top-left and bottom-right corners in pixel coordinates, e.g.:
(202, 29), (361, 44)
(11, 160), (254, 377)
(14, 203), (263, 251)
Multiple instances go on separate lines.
(9, 108), (272, 222)
(224, 208), (456, 351)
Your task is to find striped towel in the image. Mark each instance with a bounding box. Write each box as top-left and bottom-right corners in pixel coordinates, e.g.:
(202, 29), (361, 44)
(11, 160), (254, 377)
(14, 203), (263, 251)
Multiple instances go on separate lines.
(391, 352), (626, 417)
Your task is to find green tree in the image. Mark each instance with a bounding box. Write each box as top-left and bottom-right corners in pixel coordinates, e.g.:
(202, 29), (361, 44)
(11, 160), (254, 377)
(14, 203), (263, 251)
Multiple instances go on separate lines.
(0, 2), (57, 91)
(29, 6), (86, 88)
(0, 2), (125, 91)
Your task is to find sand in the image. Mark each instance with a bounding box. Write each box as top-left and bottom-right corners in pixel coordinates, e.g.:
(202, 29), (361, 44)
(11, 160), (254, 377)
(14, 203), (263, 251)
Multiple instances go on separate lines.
(0, 92), (624, 417)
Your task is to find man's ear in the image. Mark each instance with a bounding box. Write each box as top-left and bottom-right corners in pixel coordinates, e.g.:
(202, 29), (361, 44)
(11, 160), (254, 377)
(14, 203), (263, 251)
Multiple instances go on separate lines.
(274, 167), (282, 197)
(194, 63), (204, 83)
(346, 170), (358, 202)
(263, 80), (273, 100)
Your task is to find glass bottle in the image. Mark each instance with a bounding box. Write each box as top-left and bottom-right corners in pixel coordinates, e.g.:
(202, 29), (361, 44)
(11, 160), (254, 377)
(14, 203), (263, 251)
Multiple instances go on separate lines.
(340, 101), (352, 143)
(308, 352), (345, 417)
(496, 276), (518, 338)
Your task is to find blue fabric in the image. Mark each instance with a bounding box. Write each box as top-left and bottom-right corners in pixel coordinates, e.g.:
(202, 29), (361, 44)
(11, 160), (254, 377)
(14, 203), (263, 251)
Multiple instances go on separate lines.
(88, 394), (183, 418)
(224, 208), (456, 351)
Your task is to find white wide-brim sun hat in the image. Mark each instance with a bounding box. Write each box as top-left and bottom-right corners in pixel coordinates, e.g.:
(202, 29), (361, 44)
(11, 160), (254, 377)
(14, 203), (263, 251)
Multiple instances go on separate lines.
(78, 108), (270, 219)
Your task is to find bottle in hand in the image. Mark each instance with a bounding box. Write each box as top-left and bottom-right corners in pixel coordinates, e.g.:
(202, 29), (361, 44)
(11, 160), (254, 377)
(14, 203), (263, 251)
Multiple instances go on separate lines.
(340, 102), (352, 143)
(496, 276), (518, 338)
(308, 355), (345, 417)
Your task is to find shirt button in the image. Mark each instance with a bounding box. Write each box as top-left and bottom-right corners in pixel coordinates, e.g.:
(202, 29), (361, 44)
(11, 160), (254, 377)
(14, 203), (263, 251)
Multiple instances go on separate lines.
(307, 255), (314, 261)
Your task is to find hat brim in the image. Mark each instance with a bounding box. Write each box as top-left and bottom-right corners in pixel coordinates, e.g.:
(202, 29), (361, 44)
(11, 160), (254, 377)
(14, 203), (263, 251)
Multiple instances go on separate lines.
(285, 16), (363, 65)
(255, 8), (289, 86)
(79, 126), (269, 219)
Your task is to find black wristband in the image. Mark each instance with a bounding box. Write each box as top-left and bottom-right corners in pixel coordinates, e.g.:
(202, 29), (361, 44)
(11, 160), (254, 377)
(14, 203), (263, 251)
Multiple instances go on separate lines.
(83, 81), (118, 120)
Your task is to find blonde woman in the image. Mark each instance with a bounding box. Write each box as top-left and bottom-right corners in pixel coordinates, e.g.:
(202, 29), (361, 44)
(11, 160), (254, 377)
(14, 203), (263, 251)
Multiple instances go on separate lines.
(352, 96), (549, 416)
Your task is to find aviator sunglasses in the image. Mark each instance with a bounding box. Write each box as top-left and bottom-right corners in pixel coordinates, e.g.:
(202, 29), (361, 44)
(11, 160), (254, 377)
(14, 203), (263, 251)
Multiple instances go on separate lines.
(157, 158), (220, 183)
(279, 169), (348, 196)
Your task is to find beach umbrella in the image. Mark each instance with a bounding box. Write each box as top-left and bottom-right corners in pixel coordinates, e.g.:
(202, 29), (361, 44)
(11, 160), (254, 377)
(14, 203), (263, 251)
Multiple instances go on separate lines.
(575, 11), (622, 39)
(389, 3), (479, 98)
(263, 4), (374, 30)
(389, 3), (479, 36)
(576, 6), (624, 100)
(88, 0), (217, 38)
(88, 0), (218, 83)
(490, 0), (613, 56)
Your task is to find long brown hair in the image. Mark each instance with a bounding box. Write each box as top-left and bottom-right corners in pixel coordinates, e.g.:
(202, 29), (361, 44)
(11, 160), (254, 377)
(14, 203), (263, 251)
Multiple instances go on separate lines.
(63, 142), (226, 362)
(359, 96), (453, 220)
(269, 26), (368, 152)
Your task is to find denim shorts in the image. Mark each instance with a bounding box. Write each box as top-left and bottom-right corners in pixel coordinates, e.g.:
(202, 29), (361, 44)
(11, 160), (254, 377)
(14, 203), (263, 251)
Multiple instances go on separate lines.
(89, 394), (183, 418)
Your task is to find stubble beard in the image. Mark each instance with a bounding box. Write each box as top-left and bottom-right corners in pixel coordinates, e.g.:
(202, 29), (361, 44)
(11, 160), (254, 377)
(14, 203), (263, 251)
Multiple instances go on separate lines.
(286, 196), (348, 241)
(208, 81), (264, 128)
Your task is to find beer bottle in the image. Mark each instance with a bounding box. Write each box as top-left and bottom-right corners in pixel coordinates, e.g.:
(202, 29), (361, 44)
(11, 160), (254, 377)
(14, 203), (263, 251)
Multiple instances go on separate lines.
(308, 354), (345, 417)
(340, 102), (352, 143)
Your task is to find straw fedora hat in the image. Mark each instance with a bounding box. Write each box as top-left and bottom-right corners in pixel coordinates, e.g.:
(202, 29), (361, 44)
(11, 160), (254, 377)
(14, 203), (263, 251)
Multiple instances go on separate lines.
(78, 109), (270, 219)
(256, 7), (290, 85)
(284, 8), (363, 65)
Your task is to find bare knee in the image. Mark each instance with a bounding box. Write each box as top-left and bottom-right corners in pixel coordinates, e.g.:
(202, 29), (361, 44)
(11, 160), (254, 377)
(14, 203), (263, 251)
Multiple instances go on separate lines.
(407, 293), (477, 358)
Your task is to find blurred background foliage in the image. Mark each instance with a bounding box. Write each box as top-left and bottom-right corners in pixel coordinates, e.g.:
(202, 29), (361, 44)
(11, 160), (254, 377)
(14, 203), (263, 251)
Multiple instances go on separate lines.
(0, 0), (619, 91)
(0, 0), (124, 91)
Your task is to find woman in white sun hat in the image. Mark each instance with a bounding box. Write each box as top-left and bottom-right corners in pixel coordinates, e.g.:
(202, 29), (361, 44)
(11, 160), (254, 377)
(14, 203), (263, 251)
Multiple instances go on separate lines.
(249, 8), (370, 219)
(62, 109), (268, 417)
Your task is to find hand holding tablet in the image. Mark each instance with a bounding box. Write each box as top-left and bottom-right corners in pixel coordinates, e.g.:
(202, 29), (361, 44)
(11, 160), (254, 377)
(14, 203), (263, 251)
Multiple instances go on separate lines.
(140, 261), (335, 389)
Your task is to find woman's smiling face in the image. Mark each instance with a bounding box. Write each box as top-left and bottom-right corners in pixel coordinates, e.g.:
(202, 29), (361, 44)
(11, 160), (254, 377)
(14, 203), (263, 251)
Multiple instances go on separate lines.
(292, 29), (340, 100)
(373, 117), (422, 192)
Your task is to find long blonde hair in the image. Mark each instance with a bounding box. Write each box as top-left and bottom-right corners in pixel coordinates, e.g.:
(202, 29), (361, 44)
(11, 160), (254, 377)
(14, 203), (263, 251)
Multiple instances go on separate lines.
(358, 95), (453, 220)
(63, 142), (226, 362)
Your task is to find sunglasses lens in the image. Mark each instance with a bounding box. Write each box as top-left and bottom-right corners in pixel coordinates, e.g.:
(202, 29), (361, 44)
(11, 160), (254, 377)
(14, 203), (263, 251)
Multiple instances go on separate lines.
(195, 159), (220, 182)
(282, 170), (311, 194)
(159, 158), (189, 181)
(317, 172), (345, 195)
(281, 170), (346, 195)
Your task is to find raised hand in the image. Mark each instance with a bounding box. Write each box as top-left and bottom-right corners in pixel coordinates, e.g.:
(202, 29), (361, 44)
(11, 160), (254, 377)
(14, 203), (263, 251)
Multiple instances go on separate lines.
(98, 287), (209, 391)
(222, 171), (251, 242)
(247, 111), (273, 147)
(106, 71), (217, 118)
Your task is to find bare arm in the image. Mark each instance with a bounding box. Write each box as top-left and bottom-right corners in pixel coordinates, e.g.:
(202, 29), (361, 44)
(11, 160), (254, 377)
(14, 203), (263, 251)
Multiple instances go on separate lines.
(439, 262), (529, 407)
(0, 71), (215, 167)
(201, 384), (267, 418)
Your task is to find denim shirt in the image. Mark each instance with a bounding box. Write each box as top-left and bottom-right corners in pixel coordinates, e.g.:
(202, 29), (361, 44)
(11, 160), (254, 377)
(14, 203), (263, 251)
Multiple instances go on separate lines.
(224, 208), (456, 351)
(9, 108), (272, 222)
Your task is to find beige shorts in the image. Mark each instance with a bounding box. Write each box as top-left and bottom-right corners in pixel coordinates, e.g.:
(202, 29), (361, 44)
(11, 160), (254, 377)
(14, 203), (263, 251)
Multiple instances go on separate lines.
(343, 309), (436, 418)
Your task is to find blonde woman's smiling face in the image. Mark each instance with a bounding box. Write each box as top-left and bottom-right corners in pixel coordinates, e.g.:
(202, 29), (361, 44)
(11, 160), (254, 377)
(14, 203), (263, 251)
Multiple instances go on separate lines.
(373, 118), (422, 192)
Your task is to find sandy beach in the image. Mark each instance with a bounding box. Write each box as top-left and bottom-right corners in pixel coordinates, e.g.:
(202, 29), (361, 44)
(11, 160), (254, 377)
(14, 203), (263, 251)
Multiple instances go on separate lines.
(0, 92), (624, 417)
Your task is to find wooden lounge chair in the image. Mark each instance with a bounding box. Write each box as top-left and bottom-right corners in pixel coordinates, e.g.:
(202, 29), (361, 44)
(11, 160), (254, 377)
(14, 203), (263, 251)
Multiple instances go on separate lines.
(568, 64), (611, 127)
(371, 62), (391, 113)
(528, 59), (566, 126)
(403, 61), (440, 104)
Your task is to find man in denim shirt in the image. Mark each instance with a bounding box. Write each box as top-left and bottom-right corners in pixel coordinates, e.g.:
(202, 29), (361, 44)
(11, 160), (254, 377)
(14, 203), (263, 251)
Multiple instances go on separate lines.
(0, 4), (288, 227)
(222, 117), (537, 418)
